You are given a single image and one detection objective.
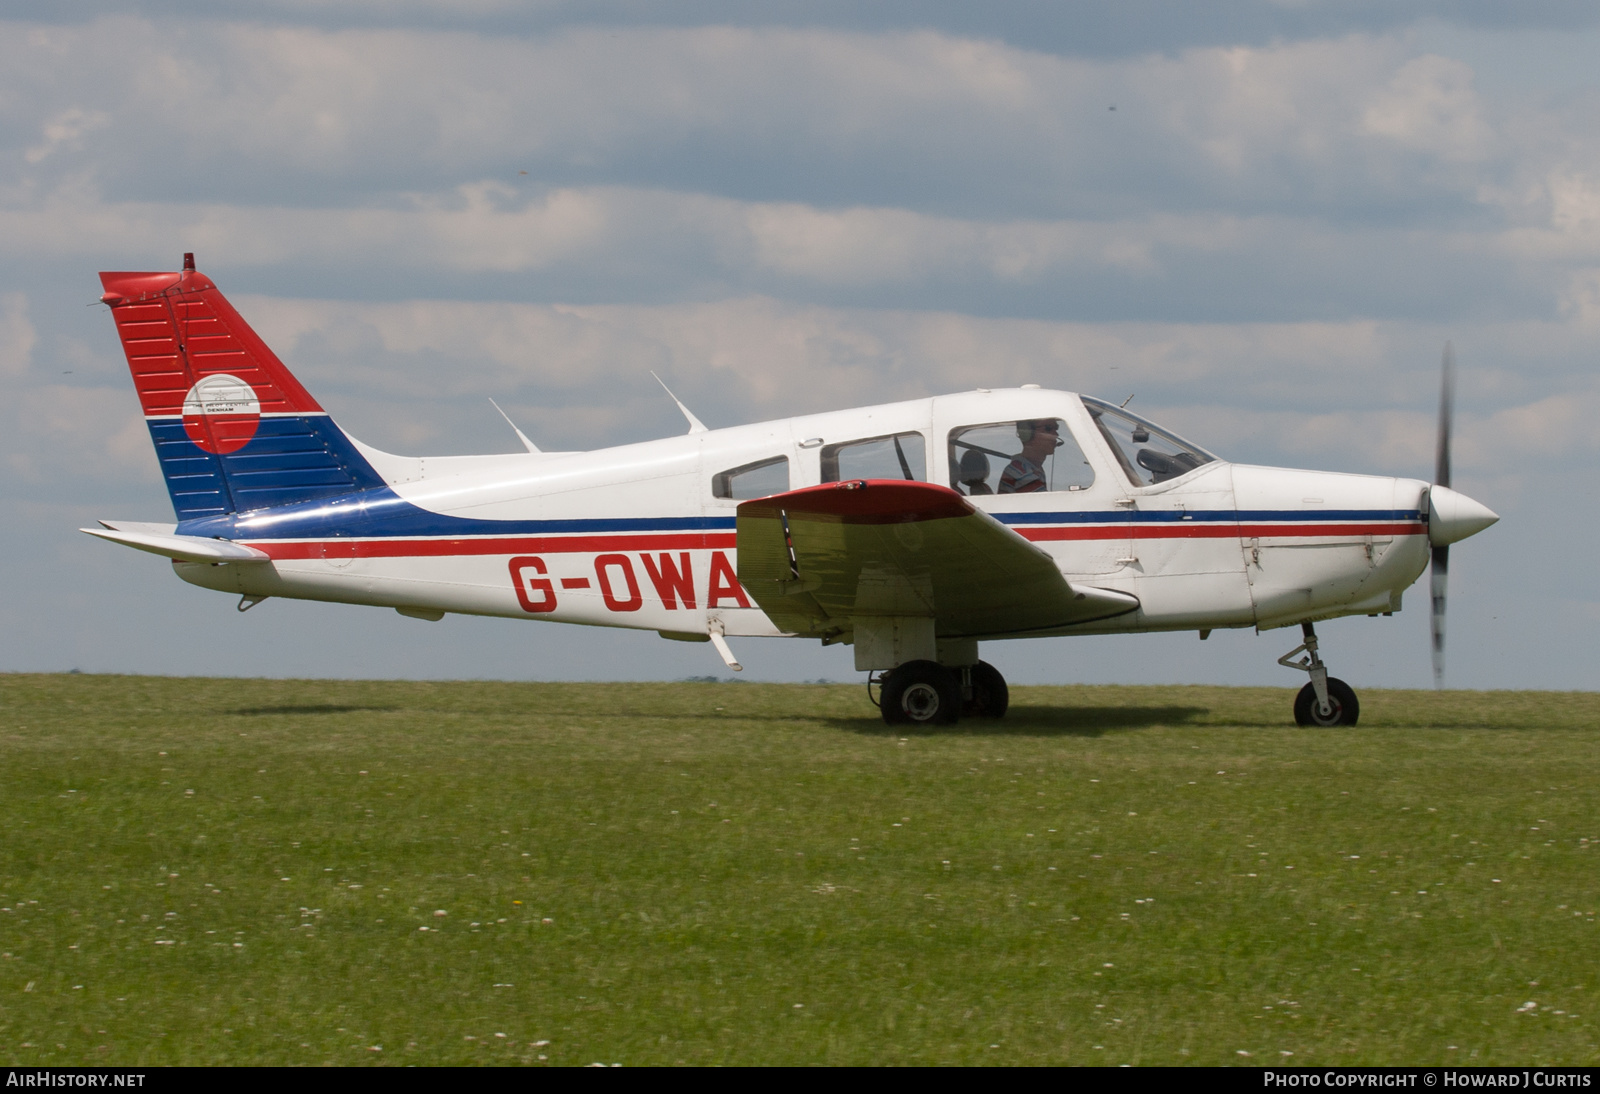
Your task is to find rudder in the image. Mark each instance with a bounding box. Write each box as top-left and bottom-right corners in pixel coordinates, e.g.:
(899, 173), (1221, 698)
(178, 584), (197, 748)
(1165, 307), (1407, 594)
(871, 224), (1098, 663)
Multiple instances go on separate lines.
(99, 256), (383, 523)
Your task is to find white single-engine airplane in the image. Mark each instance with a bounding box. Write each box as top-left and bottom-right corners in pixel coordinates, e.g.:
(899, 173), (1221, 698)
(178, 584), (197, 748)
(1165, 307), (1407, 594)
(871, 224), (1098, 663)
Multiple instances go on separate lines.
(87, 257), (1499, 726)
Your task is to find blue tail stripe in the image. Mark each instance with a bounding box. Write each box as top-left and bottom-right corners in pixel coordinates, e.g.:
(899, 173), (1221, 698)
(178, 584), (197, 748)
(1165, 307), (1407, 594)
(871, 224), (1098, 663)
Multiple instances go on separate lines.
(148, 417), (385, 520)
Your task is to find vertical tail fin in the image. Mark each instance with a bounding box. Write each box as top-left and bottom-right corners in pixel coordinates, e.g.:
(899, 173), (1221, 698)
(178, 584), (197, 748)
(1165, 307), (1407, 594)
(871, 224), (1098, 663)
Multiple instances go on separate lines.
(99, 257), (383, 523)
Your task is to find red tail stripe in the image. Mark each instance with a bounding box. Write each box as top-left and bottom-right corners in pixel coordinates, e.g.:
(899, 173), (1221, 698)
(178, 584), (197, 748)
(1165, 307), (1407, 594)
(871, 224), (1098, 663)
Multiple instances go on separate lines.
(99, 268), (323, 417)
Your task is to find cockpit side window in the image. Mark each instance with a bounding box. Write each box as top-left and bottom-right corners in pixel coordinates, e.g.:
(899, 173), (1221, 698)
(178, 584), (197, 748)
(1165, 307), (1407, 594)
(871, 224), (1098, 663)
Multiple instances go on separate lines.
(1081, 397), (1217, 487)
(820, 432), (926, 483)
(947, 419), (1094, 496)
(711, 455), (790, 500)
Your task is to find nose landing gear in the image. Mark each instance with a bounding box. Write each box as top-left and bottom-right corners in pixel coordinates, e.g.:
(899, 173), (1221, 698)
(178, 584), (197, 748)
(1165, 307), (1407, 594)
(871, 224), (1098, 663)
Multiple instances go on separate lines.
(1278, 622), (1360, 727)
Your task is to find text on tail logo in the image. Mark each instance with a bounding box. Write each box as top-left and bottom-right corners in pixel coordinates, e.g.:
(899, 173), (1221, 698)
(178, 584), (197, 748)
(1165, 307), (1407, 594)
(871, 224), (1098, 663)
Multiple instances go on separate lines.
(182, 374), (261, 454)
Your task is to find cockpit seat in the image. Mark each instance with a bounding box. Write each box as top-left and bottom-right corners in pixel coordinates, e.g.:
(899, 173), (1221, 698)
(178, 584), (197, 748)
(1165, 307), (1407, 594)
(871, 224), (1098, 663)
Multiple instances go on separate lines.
(958, 449), (993, 495)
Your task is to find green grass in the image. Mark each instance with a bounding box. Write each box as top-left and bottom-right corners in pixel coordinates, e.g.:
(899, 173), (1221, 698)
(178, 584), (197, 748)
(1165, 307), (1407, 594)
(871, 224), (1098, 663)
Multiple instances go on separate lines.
(1, 674), (1598, 1066)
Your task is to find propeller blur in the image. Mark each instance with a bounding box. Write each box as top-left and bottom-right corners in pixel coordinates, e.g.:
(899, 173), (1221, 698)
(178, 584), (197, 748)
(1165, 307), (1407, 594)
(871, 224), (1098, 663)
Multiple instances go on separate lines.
(84, 258), (1500, 726)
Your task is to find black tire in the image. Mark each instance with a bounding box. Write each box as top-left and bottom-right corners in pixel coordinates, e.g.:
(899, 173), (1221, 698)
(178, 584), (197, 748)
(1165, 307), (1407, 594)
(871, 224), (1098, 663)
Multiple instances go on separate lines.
(965, 661), (1009, 718)
(1293, 677), (1360, 727)
(881, 661), (961, 726)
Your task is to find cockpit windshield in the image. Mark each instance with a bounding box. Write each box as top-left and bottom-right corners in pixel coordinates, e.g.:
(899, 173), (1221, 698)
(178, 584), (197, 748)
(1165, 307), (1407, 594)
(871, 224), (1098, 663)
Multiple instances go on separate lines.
(1081, 397), (1218, 486)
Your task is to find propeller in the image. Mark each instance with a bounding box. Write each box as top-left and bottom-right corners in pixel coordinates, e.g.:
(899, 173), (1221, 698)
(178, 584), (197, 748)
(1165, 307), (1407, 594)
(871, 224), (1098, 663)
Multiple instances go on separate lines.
(1429, 342), (1454, 687)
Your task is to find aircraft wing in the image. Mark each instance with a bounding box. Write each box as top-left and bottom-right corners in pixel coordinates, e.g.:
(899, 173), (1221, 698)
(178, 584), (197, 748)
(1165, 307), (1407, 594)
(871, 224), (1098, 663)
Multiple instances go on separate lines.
(735, 480), (1137, 639)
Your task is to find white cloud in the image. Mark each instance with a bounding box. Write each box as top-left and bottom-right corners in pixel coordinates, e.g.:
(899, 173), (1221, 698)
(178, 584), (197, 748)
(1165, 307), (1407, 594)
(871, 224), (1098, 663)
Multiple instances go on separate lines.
(0, 292), (35, 376)
(0, 382), (158, 486)
(23, 106), (110, 164)
(0, 20), (1542, 218)
(1361, 54), (1491, 162)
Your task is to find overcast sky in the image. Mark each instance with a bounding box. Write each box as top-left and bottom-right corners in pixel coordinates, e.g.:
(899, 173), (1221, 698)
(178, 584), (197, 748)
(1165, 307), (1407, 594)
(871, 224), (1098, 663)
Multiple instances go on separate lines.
(3, 2), (1597, 690)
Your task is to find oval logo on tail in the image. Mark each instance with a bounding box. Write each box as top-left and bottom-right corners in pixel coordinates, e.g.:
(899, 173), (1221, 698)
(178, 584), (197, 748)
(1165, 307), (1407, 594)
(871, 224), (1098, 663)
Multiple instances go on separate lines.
(182, 374), (261, 454)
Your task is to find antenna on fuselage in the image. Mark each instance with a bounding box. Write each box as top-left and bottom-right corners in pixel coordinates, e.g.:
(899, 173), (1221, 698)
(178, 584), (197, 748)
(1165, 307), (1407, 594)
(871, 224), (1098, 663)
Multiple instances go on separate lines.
(650, 371), (709, 435)
(488, 398), (541, 453)
(1119, 394), (1136, 408)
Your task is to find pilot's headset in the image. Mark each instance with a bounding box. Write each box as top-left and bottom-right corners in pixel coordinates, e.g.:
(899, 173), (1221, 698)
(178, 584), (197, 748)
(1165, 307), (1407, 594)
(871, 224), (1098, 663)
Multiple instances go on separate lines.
(1017, 419), (1062, 447)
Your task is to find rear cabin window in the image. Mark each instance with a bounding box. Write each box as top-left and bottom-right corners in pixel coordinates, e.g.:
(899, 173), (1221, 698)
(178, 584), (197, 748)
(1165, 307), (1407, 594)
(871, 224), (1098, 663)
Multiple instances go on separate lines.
(820, 432), (927, 483)
(948, 419), (1094, 495)
(711, 455), (790, 500)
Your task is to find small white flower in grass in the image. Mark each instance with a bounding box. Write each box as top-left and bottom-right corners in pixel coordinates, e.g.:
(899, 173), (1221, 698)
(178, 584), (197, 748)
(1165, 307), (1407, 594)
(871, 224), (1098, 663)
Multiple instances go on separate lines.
(793, 1003), (803, 1009)
(1517, 1001), (1537, 1012)
(434, 910), (447, 917)
(1237, 1050), (1252, 1056)
(495, 1032), (506, 1038)
(542, 918), (553, 925)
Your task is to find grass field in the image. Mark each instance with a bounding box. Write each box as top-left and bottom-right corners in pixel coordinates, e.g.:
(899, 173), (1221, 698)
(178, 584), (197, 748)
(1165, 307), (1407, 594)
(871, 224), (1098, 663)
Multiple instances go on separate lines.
(1, 673), (1597, 1066)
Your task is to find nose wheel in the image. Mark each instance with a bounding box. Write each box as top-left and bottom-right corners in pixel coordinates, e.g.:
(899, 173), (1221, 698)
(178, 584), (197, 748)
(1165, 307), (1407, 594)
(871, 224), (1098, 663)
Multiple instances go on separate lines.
(1278, 622), (1360, 726)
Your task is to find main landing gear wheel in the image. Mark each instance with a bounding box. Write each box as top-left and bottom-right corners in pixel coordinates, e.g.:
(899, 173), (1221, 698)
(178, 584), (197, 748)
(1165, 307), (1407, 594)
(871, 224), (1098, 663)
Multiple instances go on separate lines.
(1293, 677), (1360, 727)
(880, 660), (961, 726)
(965, 661), (1009, 719)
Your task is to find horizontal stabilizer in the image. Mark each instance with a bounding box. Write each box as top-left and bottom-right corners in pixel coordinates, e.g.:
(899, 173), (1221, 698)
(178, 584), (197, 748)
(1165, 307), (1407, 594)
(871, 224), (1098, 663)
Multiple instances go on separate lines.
(736, 480), (1138, 639)
(81, 522), (271, 563)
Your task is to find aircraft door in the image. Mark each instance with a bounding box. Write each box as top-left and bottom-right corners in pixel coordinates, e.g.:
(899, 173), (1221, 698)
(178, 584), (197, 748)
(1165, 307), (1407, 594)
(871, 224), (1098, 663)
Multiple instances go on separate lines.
(945, 416), (1129, 576)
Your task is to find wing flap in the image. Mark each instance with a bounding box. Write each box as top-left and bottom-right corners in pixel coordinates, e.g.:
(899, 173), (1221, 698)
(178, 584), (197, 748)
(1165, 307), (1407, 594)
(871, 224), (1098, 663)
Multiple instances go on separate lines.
(736, 480), (1136, 638)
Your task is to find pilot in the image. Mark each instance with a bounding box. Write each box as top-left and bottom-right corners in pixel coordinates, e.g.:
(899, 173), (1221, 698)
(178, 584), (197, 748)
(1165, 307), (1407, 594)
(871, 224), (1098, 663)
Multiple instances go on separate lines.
(998, 419), (1062, 494)
(957, 449), (993, 495)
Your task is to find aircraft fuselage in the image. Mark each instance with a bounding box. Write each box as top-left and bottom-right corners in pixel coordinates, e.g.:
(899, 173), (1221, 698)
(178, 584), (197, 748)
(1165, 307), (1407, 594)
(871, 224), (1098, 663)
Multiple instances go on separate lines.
(167, 386), (1431, 641)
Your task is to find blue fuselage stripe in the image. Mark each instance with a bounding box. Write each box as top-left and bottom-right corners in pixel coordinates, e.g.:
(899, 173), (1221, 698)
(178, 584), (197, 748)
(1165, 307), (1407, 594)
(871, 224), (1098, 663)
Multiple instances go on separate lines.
(176, 485), (1422, 542)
